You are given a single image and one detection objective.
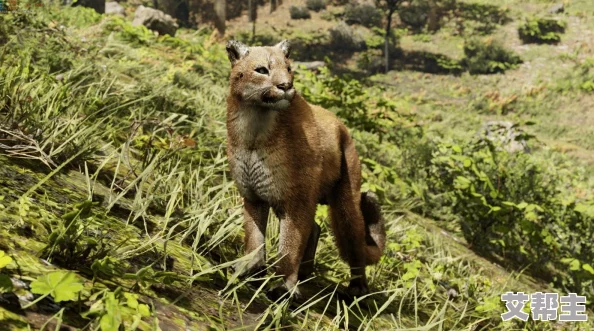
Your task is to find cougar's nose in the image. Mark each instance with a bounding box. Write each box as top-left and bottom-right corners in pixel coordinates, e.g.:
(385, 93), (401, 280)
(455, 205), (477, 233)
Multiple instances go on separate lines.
(276, 82), (293, 91)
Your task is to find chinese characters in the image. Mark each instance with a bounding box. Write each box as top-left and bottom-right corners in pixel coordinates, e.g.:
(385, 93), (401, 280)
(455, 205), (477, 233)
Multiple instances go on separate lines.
(501, 292), (588, 322)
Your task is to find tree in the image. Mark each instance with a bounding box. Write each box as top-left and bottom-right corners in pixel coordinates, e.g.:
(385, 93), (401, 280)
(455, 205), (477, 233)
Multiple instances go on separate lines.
(376, 0), (404, 73)
(214, 0), (226, 36)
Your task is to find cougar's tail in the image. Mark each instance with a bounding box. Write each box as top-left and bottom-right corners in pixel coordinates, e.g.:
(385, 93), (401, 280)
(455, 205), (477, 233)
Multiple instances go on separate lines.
(361, 191), (386, 265)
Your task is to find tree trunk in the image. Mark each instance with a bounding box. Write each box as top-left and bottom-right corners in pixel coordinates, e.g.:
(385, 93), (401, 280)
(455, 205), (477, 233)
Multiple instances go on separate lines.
(427, 0), (439, 32)
(214, 0), (226, 36)
(249, 0), (257, 41)
(384, 8), (395, 73)
(270, 0), (277, 13)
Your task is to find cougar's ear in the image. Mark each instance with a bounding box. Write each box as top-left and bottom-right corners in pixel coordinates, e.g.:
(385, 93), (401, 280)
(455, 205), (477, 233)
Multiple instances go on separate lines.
(226, 40), (249, 66)
(275, 39), (291, 58)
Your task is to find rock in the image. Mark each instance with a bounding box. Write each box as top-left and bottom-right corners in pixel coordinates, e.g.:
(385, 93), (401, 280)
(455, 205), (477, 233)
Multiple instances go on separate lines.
(548, 3), (564, 14)
(11, 278), (29, 290)
(105, 1), (125, 16)
(447, 288), (458, 299)
(293, 61), (326, 71)
(132, 5), (178, 37)
(71, 0), (105, 14)
(478, 121), (530, 153)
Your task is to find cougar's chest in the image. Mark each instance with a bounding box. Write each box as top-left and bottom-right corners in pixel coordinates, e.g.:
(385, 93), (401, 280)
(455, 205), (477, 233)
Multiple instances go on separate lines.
(230, 148), (288, 203)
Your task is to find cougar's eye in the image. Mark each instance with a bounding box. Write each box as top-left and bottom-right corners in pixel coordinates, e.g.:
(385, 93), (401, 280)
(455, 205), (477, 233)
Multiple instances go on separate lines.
(255, 67), (269, 75)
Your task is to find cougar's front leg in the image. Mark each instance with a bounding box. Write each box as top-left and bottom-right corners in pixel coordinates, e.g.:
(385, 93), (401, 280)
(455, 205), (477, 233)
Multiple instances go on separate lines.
(238, 199), (270, 278)
(269, 203), (316, 300)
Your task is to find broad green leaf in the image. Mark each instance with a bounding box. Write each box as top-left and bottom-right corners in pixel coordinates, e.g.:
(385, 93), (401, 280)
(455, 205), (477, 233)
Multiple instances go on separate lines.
(525, 211), (538, 222)
(0, 251), (13, 269)
(569, 259), (581, 271)
(30, 271), (83, 302)
(0, 274), (13, 294)
(138, 304), (150, 317)
(100, 293), (122, 331)
(124, 293), (139, 309)
(583, 264), (594, 275)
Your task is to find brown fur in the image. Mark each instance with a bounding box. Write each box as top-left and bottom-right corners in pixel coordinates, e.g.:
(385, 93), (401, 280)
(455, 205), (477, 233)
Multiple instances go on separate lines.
(225, 39), (386, 298)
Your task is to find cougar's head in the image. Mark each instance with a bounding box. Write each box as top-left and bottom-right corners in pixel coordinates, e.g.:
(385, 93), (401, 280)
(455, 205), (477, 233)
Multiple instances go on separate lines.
(226, 39), (295, 111)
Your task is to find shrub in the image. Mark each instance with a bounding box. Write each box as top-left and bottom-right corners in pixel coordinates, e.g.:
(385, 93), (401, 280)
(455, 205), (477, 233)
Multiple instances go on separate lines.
(424, 137), (594, 300)
(289, 6), (311, 19)
(344, 3), (382, 28)
(329, 21), (366, 52)
(357, 49), (385, 74)
(398, 0), (431, 28)
(320, 8), (342, 21)
(462, 38), (522, 74)
(306, 0), (326, 12)
(398, 0), (455, 30)
(519, 17), (566, 44)
(453, 2), (511, 35)
(557, 58), (594, 93)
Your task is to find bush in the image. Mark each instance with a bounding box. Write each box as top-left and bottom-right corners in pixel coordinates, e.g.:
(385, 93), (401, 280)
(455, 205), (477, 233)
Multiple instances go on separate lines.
(462, 38), (522, 74)
(329, 21), (366, 52)
(306, 0), (326, 12)
(398, 0), (455, 30)
(357, 49), (385, 74)
(519, 17), (566, 44)
(557, 58), (594, 93)
(344, 3), (382, 28)
(424, 137), (594, 300)
(399, 0), (431, 28)
(289, 6), (311, 19)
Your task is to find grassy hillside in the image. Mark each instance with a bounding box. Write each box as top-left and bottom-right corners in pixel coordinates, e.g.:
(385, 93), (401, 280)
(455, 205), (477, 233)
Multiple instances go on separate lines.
(0, 0), (593, 330)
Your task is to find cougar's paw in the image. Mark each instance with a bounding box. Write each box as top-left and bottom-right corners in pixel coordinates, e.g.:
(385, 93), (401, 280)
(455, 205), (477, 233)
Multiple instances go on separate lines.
(267, 284), (302, 302)
(347, 281), (369, 298)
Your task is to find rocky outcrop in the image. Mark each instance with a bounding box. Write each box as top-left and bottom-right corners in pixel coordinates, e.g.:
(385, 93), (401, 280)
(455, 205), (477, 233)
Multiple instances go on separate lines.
(132, 5), (178, 36)
(548, 3), (564, 14)
(478, 121), (530, 153)
(105, 1), (125, 16)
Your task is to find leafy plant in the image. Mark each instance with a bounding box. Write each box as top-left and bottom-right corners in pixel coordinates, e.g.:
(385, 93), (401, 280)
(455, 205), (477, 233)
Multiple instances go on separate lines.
(519, 17), (566, 44)
(84, 288), (153, 331)
(289, 6), (311, 19)
(329, 21), (366, 52)
(462, 38), (522, 74)
(30, 271), (84, 303)
(103, 16), (155, 46)
(557, 57), (594, 93)
(422, 136), (594, 300)
(41, 200), (112, 267)
(344, 2), (382, 27)
(0, 250), (13, 294)
(306, 0), (326, 12)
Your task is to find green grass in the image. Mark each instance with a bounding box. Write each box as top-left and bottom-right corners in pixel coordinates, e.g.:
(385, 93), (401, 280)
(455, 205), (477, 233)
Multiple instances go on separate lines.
(0, 1), (593, 330)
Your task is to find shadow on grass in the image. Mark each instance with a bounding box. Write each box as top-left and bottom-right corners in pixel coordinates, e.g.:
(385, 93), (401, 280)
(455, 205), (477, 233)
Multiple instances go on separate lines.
(393, 49), (463, 75)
